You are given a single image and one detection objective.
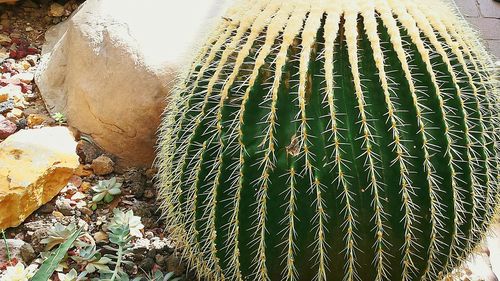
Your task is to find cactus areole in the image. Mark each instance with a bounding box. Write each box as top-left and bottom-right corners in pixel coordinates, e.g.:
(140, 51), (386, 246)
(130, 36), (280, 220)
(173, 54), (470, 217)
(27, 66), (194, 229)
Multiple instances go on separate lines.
(157, 0), (499, 280)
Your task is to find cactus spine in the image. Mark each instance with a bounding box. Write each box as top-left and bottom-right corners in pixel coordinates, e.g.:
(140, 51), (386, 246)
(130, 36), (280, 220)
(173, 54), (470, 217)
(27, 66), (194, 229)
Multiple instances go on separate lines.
(157, 0), (499, 280)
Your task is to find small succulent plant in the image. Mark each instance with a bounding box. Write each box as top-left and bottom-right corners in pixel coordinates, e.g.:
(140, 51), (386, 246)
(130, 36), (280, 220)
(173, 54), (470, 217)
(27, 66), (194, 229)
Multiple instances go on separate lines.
(71, 245), (111, 275)
(100, 223), (134, 280)
(108, 209), (144, 238)
(0, 263), (37, 281)
(40, 223), (85, 251)
(88, 209), (143, 281)
(21, 210), (145, 281)
(57, 269), (79, 281)
(92, 177), (122, 206)
(33, 226), (83, 281)
(52, 112), (67, 125)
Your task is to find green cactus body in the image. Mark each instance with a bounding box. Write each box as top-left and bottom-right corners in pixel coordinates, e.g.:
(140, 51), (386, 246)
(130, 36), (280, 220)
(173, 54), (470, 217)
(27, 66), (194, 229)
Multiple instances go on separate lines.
(157, 0), (499, 280)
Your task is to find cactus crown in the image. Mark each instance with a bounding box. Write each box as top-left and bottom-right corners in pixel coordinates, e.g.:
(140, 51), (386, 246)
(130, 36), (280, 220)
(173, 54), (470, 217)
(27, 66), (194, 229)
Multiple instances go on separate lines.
(157, 0), (499, 280)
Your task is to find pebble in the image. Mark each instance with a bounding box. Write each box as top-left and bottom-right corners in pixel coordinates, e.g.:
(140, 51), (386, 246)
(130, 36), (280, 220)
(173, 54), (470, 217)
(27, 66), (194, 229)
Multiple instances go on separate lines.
(0, 89), (6, 102)
(144, 231), (154, 239)
(19, 243), (35, 264)
(74, 164), (93, 177)
(91, 155), (114, 176)
(48, 3), (65, 17)
(94, 231), (108, 243)
(0, 100), (14, 113)
(56, 198), (73, 216)
(27, 113), (47, 127)
(12, 72), (34, 83)
(145, 168), (157, 179)
(20, 61), (30, 70)
(0, 48), (8, 63)
(76, 140), (103, 164)
(131, 202), (152, 218)
(143, 189), (155, 199)
(80, 207), (93, 216)
(79, 182), (92, 193)
(25, 55), (37, 66)
(61, 183), (78, 195)
(68, 175), (83, 188)
(0, 118), (16, 138)
(10, 107), (23, 118)
(30, 227), (50, 253)
(52, 210), (64, 219)
(150, 237), (173, 250)
(70, 192), (86, 201)
(0, 34), (11, 45)
(132, 238), (150, 254)
(20, 220), (51, 234)
(15, 117), (27, 129)
(24, 92), (37, 102)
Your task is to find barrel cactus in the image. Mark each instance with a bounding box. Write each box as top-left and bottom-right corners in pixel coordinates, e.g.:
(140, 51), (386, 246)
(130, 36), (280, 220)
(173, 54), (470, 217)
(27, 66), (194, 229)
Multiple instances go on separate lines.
(157, 0), (499, 280)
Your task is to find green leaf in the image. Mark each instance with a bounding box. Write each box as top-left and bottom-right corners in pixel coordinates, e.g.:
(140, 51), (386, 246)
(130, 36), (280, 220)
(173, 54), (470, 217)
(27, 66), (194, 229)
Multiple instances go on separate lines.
(104, 194), (115, 203)
(1, 229), (11, 261)
(93, 192), (106, 203)
(108, 187), (122, 196)
(31, 227), (83, 281)
(163, 272), (174, 280)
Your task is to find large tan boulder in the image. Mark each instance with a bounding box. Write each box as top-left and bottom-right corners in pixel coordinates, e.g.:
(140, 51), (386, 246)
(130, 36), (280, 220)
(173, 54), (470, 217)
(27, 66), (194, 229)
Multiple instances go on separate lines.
(0, 127), (79, 230)
(35, 0), (230, 167)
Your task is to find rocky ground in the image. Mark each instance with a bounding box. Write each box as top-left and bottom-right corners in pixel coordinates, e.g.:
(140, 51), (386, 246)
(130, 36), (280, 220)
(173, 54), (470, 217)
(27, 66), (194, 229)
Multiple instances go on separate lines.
(0, 1), (193, 280)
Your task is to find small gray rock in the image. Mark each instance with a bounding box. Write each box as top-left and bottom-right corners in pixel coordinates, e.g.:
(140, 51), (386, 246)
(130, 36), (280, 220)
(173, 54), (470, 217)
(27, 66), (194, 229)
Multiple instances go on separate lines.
(0, 100), (14, 114)
(15, 117), (27, 129)
(19, 243), (36, 264)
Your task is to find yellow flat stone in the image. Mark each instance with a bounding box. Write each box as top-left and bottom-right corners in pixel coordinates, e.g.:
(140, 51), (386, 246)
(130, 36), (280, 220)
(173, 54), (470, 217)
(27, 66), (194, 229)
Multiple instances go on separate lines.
(0, 127), (79, 230)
